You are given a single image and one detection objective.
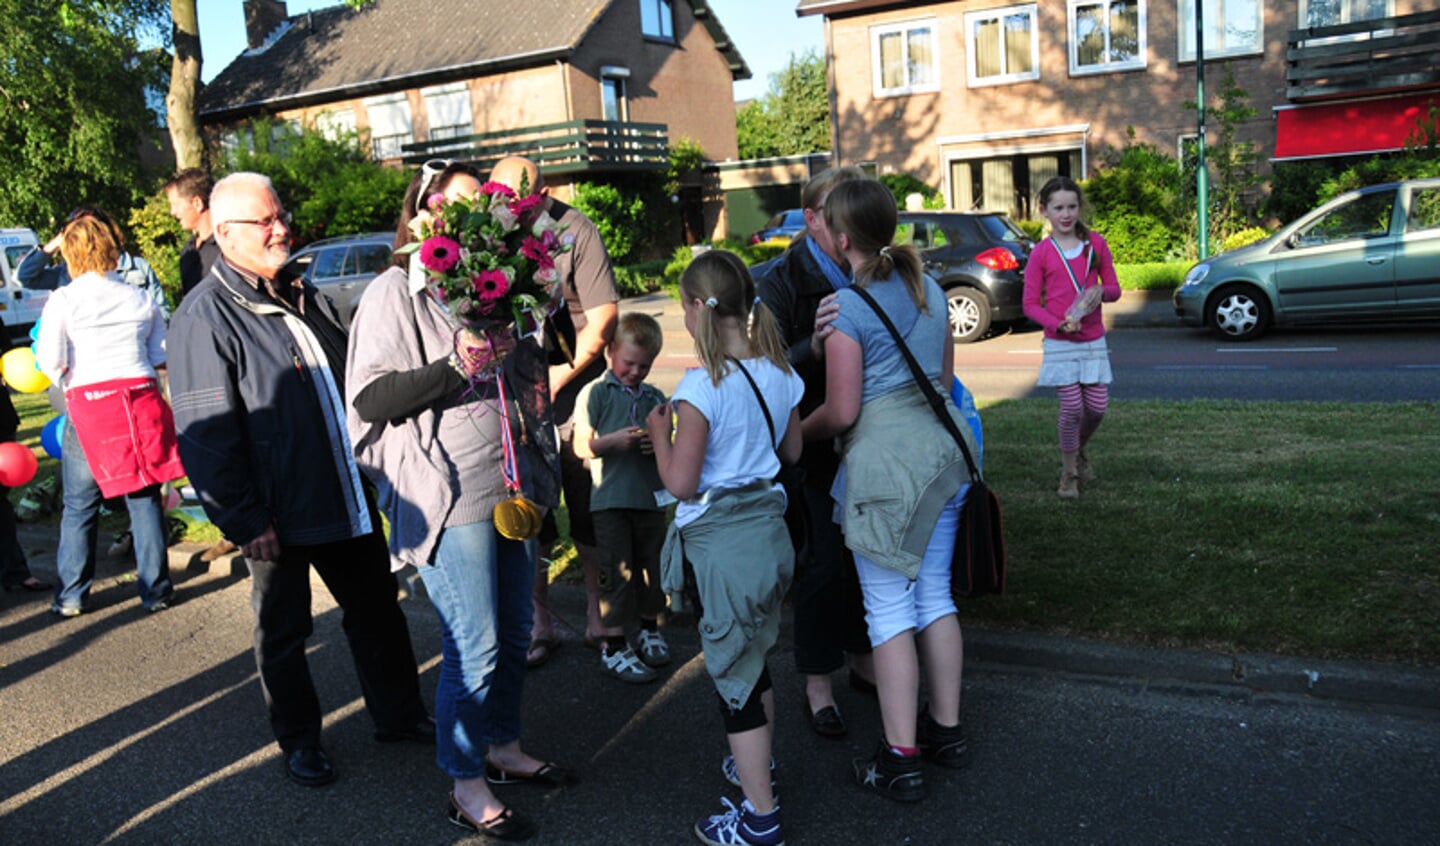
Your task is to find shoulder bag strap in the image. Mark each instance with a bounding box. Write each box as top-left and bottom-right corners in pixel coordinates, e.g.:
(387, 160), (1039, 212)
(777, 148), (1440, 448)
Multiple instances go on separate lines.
(728, 357), (778, 452)
(848, 285), (980, 482)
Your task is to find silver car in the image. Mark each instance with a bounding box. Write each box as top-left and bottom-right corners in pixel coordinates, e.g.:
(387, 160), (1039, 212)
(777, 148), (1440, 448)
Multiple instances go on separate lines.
(282, 232), (394, 325)
(1174, 178), (1440, 341)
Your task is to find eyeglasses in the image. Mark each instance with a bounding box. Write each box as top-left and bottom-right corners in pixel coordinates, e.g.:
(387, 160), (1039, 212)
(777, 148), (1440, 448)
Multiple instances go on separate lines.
(416, 159), (454, 214)
(224, 211), (292, 231)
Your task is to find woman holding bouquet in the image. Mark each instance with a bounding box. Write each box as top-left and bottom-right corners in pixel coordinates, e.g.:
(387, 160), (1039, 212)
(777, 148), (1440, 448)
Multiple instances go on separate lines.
(1022, 176), (1122, 500)
(346, 160), (566, 841)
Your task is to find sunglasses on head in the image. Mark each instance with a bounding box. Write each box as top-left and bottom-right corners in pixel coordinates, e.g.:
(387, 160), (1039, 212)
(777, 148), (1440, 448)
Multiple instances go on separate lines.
(416, 159), (455, 214)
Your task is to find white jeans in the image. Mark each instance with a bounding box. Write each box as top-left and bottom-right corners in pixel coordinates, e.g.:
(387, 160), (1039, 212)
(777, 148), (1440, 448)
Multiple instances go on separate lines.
(853, 486), (967, 647)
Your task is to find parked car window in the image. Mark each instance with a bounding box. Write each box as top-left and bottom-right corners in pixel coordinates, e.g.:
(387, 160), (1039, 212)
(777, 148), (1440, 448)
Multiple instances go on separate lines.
(1407, 187), (1440, 233)
(1298, 190), (1395, 246)
(312, 247), (347, 279)
(354, 244), (394, 274)
(897, 221), (950, 249)
(976, 214), (1029, 243)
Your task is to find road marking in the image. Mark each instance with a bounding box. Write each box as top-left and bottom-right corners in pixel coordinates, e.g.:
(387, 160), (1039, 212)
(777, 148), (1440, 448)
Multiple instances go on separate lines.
(1215, 347), (1338, 353)
(1154, 365), (1268, 370)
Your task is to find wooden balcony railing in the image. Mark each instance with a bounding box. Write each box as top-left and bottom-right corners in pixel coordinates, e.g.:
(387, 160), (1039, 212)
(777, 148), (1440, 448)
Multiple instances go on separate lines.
(400, 119), (669, 174)
(1286, 9), (1440, 101)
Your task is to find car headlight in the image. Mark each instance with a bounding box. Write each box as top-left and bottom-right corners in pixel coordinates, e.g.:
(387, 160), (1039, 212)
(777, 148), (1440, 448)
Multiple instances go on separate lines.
(1182, 263), (1210, 287)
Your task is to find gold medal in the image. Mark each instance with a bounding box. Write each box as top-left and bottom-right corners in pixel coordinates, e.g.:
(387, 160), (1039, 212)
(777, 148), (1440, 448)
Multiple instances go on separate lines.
(494, 494), (542, 540)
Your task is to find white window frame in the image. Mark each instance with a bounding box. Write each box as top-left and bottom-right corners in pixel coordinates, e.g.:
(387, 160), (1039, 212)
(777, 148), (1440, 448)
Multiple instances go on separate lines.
(966, 4), (1040, 88)
(422, 83), (473, 143)
(316, 108), (356, 143)
(640, 0), (674, 41)
(1177, 0), (1263, 62)
(363, 92), (413, 159)
(870, 18), (941, 98)
(1068, 0), (1147, 76)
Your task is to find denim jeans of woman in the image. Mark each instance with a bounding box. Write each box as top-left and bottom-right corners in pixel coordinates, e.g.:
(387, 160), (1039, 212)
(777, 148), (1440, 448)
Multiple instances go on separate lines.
(418, 519), (535, 778)
(53, 418), (172, 612)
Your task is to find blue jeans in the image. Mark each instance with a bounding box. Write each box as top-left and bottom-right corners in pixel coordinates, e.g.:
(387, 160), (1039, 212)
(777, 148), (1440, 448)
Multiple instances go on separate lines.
(54, 418), (172, 611)
(418, 520), (535, 779)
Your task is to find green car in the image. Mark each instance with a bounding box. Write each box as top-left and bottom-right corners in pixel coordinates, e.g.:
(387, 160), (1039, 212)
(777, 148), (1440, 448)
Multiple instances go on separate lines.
(1173, 178), (1440, 341)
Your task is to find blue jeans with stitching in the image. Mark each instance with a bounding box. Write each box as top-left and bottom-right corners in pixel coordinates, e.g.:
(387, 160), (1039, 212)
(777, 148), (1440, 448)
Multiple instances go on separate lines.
(53, 418), (172, 612)
(418, 519), (535, 779)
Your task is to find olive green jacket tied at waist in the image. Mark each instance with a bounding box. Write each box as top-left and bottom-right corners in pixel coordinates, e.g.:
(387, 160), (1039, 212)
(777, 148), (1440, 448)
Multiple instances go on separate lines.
(835, 383), (979, 580)
(661, 483), (794, 709)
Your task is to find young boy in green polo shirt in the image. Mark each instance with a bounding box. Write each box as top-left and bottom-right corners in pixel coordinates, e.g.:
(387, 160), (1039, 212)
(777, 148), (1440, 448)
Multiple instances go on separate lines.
(572, 312), (671, 683)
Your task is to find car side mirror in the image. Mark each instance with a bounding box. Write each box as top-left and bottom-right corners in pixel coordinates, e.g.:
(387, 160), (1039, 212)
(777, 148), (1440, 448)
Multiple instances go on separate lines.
(1285, 233), (1301, 250)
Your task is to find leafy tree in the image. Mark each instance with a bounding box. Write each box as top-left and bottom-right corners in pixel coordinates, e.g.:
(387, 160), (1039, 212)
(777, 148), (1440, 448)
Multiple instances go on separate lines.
(0, 0), (167, 228)
(1184, 65), (1264, 240)
(225, 120), (411, 244)
(571, 181), (649, 264)
(736, 51), (830, 159)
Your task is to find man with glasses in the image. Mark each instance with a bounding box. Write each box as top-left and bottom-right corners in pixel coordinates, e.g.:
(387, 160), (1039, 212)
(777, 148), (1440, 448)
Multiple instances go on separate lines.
(167, 172), (432, 788)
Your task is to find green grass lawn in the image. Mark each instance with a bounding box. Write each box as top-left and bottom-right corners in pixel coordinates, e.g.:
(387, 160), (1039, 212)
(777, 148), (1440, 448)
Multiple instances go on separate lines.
(16, 389), (1435, 666)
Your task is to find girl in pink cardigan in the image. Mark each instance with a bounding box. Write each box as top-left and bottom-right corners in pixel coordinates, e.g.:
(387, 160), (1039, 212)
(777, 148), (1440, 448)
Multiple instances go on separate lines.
(1022, 177), (1122, 499)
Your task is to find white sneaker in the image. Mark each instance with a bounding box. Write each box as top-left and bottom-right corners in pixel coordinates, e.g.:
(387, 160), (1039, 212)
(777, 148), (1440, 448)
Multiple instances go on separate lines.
(635, 627), (672, 668)
(600, 645), (658, 684)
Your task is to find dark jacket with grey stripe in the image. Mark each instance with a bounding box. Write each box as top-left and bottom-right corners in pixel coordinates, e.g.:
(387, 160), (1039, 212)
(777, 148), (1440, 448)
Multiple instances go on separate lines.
(168, 259), (374, 548)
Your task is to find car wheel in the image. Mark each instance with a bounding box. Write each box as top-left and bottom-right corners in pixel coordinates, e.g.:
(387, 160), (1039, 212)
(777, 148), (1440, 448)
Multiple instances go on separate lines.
(946, 287), (992, 343)
(1206, 284), (1270, 342)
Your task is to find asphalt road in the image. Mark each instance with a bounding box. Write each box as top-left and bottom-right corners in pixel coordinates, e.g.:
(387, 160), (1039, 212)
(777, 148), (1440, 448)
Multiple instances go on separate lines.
(3, 560), (1438, 846)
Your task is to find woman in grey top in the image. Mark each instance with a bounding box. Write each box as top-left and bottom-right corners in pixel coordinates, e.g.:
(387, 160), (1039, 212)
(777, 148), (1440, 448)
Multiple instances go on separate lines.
(346, 161), (566, 842)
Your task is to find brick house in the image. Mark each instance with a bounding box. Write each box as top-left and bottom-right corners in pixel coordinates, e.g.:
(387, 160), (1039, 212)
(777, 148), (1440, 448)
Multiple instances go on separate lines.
(796, 0), (1440, 220)
(199, 0), (750, 240)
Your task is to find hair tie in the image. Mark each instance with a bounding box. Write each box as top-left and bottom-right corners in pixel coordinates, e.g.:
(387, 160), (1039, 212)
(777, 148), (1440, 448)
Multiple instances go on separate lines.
(704, 297), (718, 309)
(752, 296), (761, 307)
(879, 245), (892, 258)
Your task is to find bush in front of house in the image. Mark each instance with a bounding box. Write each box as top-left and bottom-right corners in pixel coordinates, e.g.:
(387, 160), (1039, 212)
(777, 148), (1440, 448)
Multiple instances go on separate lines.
(613, 260), (668, 297)
(571, 181), (650, 265)
(1221, 227), (1271, 252)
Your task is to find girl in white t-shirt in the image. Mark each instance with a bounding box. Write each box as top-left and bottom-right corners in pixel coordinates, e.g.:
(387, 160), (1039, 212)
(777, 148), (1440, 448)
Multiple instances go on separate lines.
(647, 250), (803, 846)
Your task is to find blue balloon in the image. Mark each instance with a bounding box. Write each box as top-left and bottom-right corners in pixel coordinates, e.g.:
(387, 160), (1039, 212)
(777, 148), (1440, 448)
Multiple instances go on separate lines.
(40, 414), (65, 459)
(28, 321), (40, 341)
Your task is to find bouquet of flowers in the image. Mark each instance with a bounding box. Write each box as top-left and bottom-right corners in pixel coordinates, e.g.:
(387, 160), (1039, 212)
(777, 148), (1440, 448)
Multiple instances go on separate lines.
(398, 179), (572, 341)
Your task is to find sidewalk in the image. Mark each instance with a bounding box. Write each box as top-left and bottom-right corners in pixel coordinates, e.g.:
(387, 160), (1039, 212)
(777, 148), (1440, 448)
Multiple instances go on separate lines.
(11, 519), (1439, 717)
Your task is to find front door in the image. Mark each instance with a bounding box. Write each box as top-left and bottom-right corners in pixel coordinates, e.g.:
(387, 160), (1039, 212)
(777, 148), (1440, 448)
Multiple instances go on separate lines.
(1271, 188), (1398, 317)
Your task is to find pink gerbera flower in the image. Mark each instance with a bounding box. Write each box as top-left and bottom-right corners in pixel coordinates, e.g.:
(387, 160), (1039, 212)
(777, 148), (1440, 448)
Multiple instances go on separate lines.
(419, 236), (462, 273)
(473, 269), (510, 300)
(510, 194), (544, 216)
(480, 181), (517, 199)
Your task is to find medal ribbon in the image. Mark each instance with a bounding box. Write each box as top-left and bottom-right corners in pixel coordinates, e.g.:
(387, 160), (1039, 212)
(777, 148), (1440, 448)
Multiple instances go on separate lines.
(495, 374), (522, 495)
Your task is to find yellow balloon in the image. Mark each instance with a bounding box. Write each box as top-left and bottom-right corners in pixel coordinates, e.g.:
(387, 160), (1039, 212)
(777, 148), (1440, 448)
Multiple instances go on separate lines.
(1, 348), (50, 394)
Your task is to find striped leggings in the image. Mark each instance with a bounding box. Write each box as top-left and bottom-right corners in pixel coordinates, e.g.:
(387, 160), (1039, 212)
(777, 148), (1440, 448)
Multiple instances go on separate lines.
(1056, 383), (1108, 453)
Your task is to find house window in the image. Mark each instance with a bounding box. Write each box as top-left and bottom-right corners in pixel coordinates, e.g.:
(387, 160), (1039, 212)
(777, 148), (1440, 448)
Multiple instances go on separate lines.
(871, 19), (940, 97)
(423, 83), (473, 144)
(949, 149), (1082, 218)
(363, 93), (413, 159)
(1178, 0), (1262, 61)
(1302, 0), (1391, 28)
(967, 5), (1040, 87)
(1070, 0), (1146, 75)
(640, 0), (673, 41)
(600, 66), (630, 122)
(316, 109), (356, 142)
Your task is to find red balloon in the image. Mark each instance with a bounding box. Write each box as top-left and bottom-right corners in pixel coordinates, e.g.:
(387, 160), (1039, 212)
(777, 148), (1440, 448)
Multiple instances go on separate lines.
(0, 442), (39, 488)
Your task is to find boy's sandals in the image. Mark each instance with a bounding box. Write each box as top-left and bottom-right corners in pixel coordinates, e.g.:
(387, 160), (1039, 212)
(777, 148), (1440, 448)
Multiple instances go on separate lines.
(635, 628), (671, 668)
(526, 635), (559, 669)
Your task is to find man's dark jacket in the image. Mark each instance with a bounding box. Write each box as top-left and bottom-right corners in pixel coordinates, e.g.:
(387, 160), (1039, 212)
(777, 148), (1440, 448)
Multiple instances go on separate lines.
(168, 260), (370, 548)
(753, 233), (842, 484)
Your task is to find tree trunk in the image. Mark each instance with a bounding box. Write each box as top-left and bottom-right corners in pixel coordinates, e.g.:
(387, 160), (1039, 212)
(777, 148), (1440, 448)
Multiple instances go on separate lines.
(166, 0), (203, 170)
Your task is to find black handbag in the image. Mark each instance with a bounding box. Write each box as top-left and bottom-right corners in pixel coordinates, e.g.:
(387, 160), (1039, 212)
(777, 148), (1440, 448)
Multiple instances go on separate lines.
(850, 286), (1006, 599)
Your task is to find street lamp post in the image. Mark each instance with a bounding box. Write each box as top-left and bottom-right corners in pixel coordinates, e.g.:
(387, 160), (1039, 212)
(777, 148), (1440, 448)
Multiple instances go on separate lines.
(1196, 0), (1210, 259)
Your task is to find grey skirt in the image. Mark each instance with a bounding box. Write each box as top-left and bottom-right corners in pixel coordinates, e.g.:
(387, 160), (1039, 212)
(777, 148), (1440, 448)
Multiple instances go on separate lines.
(1037, 336), (1114, 386)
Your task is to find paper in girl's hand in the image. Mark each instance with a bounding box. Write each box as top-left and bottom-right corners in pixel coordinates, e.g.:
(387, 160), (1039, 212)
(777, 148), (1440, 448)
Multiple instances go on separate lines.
(1064, 284), (1103, 323)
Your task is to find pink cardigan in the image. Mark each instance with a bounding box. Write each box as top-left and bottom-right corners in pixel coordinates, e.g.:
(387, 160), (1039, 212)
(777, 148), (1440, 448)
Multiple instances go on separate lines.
(1022, 232), (1122, 343)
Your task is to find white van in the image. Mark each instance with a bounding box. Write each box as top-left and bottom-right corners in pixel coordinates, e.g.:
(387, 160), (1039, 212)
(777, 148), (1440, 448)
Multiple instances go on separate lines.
(0, 227), (50, 337)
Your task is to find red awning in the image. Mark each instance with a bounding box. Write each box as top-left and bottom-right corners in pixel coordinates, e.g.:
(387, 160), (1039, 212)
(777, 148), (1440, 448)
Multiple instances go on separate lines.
(1273, 93), (1438, 161)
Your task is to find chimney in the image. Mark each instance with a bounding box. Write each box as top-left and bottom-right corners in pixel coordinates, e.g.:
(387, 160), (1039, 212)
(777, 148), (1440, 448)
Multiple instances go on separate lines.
(244, 0), (289, 50)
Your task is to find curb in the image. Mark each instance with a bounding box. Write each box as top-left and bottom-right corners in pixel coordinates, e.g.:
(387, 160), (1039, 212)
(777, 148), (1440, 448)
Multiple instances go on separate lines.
(965, 627), (1440, 716)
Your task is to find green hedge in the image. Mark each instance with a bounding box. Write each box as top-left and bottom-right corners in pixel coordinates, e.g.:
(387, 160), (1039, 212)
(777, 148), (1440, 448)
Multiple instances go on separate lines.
(1115, 261), (1189, 290)
(612, 260), (669, 297)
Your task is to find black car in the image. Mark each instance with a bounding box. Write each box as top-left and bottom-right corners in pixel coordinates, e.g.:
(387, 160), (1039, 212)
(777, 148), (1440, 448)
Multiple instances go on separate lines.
(896, 211), (1034, 343)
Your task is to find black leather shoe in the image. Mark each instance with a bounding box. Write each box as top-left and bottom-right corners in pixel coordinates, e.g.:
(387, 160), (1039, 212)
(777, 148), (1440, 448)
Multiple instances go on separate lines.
(375, 714), (436, 744)
(807, 702), (847, 739)
(285, 746), (336, 787)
